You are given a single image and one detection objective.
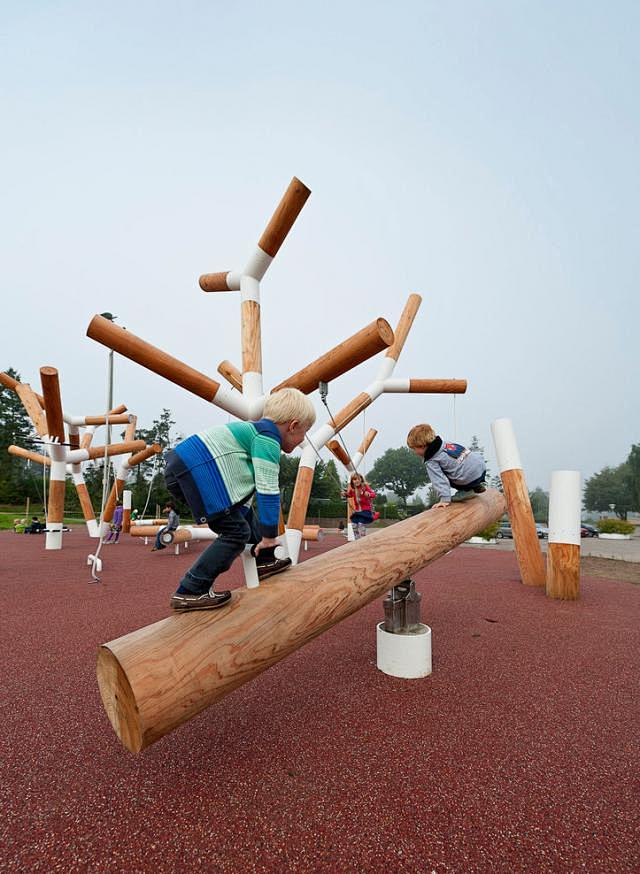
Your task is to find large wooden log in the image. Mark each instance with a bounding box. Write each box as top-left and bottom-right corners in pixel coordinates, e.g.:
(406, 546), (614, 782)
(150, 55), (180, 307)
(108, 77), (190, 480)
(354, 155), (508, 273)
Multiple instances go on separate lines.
(97, 489), (506, 753)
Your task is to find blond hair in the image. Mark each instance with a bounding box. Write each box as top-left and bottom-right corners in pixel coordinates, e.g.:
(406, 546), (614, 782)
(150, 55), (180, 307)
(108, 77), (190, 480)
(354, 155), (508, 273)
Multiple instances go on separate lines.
(263, 388), (316, 429)
(406, 423), (436, 448)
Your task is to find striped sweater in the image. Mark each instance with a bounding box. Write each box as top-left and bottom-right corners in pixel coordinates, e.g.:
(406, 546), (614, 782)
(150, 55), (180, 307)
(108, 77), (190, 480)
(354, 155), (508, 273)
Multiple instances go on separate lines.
(173, 419), (282, 537)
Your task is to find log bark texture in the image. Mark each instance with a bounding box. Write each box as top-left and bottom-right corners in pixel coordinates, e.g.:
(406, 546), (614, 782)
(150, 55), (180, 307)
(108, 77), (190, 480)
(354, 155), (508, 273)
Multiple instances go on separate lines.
(501, 468), (546, 587)
(546, 543), (580, 600)
(97, 490), (506, 753)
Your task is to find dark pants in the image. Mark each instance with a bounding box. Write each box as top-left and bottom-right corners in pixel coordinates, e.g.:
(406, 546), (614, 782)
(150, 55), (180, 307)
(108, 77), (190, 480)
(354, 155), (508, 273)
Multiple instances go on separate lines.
(451, 472), (486, 493)
(154, 526), (174, 549)
(164, 449), (265, 595)
(178, 507), (262, 595)
(351, 510), (374, 525)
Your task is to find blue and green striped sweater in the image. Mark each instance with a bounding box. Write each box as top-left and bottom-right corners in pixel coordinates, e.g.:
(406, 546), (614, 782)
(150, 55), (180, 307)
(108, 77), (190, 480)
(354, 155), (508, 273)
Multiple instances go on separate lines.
(174, 419), (282, 537)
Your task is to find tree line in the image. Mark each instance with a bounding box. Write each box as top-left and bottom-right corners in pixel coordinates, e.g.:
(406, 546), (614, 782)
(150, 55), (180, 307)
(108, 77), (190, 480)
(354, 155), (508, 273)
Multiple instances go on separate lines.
(2, 371), (637, 520)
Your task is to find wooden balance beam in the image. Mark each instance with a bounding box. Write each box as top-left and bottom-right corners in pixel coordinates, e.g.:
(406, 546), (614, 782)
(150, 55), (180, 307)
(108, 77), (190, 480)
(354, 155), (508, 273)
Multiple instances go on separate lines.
(97, 489), (505, 753)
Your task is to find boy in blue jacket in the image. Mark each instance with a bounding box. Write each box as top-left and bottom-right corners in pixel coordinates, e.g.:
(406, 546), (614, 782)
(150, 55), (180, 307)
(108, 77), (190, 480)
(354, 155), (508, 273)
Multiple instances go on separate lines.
(164, 388), (316, 611)
(407, 423), (486, 508)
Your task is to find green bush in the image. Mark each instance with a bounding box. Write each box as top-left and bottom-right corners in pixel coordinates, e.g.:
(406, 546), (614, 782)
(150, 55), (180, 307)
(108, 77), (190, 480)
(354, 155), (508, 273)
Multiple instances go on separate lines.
(474, 521), (500, 541)
(597, 518), (634, 535)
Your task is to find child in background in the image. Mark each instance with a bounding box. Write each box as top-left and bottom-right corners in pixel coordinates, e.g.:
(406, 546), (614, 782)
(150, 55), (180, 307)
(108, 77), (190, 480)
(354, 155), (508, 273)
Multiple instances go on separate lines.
(345, 473), (377, 539)
(407, 424), (486, 508)
(163, 388), (316, 611)
(104, 500), (124, 543)
(151, 502), (180, 551)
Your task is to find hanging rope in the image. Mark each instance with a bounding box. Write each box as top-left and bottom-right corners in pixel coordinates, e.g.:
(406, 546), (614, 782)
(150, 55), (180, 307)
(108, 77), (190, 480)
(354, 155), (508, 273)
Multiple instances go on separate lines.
(88, 422), (113, 584)
(318, 382), (356, 470)
(453, 394), (457, 442)
(140, 450), (161, 520)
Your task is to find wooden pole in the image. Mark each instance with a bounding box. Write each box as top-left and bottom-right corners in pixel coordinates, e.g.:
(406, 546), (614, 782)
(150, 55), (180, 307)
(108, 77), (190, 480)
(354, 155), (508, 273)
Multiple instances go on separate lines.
(257, 177), (311, 259)
(8, 445), (50, 466)
(272, 319), (394, 395)
(385, 294), (422, 363)
(546, 471), (581, 600)
(217, 360), (243, 392)
(199, 271), (236, 293)
(326, 440), (350, 467)
(14, 384), (48, 436)
(356, 428), (377, 460)
(97, 489), (506, 753)
(86, 315), (246, 417)
(39, 367), (65, 443)
(0, 371), (45, 406)
(491, 419), (546, 587)
(40, 367), (66, 549)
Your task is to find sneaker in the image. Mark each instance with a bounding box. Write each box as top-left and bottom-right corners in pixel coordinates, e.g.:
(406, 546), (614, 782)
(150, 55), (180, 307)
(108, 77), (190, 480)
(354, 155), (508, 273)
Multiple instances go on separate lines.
(170, 589), (232, 611)
(473, 484), (487, 494)
(256, 557), (292, 581)
(451, 490), (477, 503)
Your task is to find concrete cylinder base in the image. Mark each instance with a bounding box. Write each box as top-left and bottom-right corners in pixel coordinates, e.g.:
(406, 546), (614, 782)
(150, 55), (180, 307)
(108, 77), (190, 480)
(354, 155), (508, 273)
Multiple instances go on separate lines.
(376, 622), (432, 679)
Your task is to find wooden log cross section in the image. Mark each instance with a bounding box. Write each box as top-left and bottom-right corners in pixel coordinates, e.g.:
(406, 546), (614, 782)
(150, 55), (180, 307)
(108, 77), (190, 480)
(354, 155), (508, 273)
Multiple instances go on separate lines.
(97, 489), (506, 753)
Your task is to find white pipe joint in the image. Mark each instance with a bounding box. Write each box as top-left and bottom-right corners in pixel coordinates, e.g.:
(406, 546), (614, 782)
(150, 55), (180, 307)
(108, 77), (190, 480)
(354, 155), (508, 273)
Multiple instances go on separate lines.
(212, 386), (249, 420)
(382, 378), (411, 393)
(548, 470), (581, 546)
(491, 418), (523, 473)
(240, 274), (261, 304)
(376, 355), (397, 382)
(243, 247), (274, 282)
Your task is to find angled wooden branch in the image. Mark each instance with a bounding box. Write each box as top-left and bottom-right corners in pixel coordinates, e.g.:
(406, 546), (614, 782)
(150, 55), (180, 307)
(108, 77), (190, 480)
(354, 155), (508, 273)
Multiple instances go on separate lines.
(217, 361), (243, 392)
(272, 318), (394, 395)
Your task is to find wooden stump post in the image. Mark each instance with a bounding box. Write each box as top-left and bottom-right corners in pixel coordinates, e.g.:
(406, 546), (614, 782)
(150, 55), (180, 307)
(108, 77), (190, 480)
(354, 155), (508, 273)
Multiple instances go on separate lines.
(546, 471), (581, 600)
(491, 418), (546, 587)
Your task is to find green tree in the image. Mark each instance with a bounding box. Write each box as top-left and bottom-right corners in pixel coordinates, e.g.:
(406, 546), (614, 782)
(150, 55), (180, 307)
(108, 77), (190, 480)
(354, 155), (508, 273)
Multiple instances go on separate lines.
(134, 409), (176, 510)
(584, 464), (634, 519)
(0, 368), (38, 503)
(625, 444), (640, 511)
(529, 487), (549, 522)
(368, 447), (427, 506)
(279, 454), (300, 512)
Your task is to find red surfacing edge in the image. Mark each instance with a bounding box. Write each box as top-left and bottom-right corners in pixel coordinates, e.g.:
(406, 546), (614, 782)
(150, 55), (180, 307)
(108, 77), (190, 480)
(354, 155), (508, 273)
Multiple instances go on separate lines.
(0, 530), (638, 873)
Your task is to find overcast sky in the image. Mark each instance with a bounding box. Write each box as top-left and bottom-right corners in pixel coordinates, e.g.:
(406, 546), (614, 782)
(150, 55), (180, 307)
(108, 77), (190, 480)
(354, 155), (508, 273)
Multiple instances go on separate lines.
(2, 1), (638, 492)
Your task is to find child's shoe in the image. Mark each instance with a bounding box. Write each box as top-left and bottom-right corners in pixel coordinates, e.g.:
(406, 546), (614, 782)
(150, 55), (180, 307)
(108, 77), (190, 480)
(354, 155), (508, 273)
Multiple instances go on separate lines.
(473, 484), (487, 493)
(256, 556), (292, 581)
(451, 490), (477, 503)
(170, 589), (231, 611)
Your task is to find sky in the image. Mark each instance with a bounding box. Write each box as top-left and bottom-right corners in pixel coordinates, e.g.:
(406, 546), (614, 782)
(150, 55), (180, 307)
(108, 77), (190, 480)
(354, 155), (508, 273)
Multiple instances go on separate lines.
(1, 1), (638, 492)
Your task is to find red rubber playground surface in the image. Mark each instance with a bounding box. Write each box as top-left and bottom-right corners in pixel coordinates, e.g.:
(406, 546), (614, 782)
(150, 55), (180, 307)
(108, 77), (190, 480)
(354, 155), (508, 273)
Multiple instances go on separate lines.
(1, 530), (638, 873)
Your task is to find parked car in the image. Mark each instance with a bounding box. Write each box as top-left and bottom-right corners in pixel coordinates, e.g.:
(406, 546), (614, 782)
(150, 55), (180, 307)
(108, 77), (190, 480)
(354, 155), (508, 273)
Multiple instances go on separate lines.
(535, 524), (548, 539)
(495, 524), (513, 539)
(581, 523), (599, 538)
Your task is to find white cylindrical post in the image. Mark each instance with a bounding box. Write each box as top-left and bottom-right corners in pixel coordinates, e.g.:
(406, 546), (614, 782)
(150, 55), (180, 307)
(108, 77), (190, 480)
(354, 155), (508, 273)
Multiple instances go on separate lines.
(376, 624), (432, 679)
(491, 418), (546, 587)
(122, 489), (132, 534)
(546, 470), (581, 600)
(241, 546), (260, 589)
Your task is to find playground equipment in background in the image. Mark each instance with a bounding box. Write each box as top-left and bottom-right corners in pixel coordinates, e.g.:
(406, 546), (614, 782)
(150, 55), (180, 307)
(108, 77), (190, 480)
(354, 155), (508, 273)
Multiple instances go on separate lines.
(86, 177), (468, 570)
(1, 369), (161, 549)
(491, 418), (581, 600)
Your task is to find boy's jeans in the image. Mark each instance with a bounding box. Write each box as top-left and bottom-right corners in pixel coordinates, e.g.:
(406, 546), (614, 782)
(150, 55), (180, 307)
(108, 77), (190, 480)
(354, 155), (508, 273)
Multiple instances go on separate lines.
(178, 507), (261, 595)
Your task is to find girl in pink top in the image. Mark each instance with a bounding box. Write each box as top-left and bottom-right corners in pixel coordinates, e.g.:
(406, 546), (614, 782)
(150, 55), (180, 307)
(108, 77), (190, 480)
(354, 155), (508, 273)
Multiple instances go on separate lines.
(345, 473), (377, 539)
